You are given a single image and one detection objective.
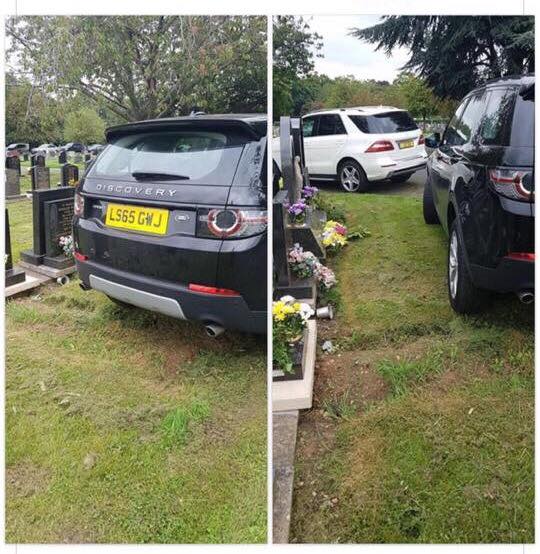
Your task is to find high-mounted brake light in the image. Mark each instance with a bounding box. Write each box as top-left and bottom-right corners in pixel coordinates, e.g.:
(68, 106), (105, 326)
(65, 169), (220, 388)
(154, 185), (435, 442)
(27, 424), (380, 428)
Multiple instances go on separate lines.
(189, 284), (240, 296)
(488, 168), (533, 201)
(365, 140), (394, 153)
(505, 252), (535, 262)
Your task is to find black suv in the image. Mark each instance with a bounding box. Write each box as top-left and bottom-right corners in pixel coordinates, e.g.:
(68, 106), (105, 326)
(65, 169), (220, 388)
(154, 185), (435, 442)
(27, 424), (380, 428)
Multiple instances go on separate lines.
(73, 114), (267, 335)
(423, 75), (534, 313)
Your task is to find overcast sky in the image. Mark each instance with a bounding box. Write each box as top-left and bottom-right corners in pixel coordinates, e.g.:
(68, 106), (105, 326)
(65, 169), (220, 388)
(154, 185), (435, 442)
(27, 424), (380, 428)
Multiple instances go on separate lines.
(307, 15), (411, 82)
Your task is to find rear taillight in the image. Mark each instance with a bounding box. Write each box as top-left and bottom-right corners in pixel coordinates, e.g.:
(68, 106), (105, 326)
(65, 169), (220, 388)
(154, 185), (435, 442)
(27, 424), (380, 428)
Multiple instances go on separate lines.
(418, 133), (425, 145)
(74, 192), (85, 216)
(197, 208), (267, 239)
(488, 168), (533, 202)
(188, 283), (240, 296)
(505, 252), (535, 262)
(365, 140), (394, 153)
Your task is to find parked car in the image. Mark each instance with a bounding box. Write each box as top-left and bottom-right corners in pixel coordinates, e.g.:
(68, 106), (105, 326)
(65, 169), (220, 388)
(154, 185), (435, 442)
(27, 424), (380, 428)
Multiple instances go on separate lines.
(73, 114), (268, 335)
(87, 143), (105, 155)
(61, 142), (86, 153)
(423, 74), (534, 313)
(6, 143), (30, 157)
(32, 143), (59, 156)
(273, 107), (427, 192)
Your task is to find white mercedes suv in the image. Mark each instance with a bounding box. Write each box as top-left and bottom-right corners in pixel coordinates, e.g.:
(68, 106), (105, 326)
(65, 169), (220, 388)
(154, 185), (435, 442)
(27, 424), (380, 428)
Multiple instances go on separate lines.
(275, 107), (427, 192)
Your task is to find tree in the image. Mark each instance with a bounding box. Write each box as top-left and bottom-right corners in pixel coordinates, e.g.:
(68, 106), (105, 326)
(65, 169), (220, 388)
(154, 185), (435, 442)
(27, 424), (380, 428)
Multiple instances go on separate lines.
(63, 107), (106, 144)
(273, 16), (322, 118)
(5, 73), (64, 145)
(394, 72), (437, 128)
(7, 16), (267, 121)
(351, 16), (534, 99)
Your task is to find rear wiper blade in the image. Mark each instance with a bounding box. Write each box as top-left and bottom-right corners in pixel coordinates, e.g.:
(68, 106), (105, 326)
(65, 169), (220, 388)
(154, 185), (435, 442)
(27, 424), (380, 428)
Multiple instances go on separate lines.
(131, 172), (189, 181)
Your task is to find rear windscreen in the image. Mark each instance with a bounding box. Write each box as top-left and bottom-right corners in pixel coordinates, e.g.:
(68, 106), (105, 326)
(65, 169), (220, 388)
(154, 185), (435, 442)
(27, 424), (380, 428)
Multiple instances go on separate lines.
(348, 111), (418, 134)
(90, 130), (251, 185)
(511, 92), (534, 148)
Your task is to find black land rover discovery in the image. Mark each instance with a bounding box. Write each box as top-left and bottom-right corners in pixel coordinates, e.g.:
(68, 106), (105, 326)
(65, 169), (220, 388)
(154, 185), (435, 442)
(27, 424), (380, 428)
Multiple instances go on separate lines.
(423, 75), (534, 313)
(73, 114), (267, 335)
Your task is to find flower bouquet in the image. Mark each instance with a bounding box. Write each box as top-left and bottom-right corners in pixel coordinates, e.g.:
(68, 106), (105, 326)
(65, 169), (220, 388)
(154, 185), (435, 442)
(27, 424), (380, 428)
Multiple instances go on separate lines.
(288, 243), (319, 279)
(286, 201), (308, 225)
(322, 220), (348, 252)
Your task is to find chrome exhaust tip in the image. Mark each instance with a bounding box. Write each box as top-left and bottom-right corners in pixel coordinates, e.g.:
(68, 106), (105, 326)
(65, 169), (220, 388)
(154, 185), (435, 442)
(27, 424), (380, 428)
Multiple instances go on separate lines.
(316, 305), (334, 320)
(204, 323), (225, 338)
(518, 291), (534, 305)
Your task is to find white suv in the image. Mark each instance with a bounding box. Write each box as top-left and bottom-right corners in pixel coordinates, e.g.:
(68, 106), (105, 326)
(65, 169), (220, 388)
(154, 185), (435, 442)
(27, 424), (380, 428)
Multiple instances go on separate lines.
(275, 107), (427, 192)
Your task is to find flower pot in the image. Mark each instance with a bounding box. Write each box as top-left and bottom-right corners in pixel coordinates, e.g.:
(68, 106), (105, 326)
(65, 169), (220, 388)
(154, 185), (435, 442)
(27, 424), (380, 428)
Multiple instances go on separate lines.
(272, 331), (306, 382)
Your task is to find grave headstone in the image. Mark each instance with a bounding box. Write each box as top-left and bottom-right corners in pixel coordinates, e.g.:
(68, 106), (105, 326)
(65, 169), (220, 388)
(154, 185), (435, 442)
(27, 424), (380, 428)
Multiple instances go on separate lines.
(58, 150), (67, 164)
(31, 154), (46, 167)
(61, 163), (79, 187)
(31, 165), (51, 190)
(20, 187), (75, 269)
(5, 209), (26, 287)
(6, 155), (21, 175)
(84, 153), (91, 162)
(23, 153), (29, 162)
(5, 168), (21, 198)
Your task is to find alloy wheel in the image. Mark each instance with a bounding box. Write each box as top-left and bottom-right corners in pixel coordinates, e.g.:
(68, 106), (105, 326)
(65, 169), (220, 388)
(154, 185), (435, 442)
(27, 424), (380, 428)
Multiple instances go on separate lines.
(340, 165), (361, 192)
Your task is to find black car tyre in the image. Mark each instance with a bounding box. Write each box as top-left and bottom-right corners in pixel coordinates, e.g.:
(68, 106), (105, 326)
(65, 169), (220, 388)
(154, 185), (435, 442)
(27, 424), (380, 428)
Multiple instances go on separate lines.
(338, 160), (368, 193)
(390, 172), (413, 183)
(447, 221), (485, 314)
(423, 178), (440, 224)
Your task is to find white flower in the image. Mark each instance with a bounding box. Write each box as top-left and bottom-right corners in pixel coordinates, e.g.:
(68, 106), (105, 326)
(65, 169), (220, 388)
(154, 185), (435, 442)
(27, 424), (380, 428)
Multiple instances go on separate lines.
(280, 295), (296, 304)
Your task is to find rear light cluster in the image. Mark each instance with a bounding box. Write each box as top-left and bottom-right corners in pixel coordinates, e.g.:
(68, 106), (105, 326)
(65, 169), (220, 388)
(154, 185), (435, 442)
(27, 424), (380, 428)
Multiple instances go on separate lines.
(188, 283), (240, 296)
(197, 208), (267, 239)
(488, 168), (534, 202)
(74, 192), (85, 216)
(365, 140), (394, 153)
(418, 133), (425, 145)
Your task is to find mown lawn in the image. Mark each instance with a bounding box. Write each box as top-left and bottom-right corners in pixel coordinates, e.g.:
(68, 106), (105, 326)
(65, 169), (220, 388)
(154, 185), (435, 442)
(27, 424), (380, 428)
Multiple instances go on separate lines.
(18, 159), (85, 192)
(5, 207), (267, 542)
(291, 191), (534, 543)
(6, 199), (33, 264)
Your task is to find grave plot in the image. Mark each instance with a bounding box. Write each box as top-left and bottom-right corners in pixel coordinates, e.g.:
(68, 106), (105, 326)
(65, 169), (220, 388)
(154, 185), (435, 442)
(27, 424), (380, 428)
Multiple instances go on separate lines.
(288, 190), (534, 544)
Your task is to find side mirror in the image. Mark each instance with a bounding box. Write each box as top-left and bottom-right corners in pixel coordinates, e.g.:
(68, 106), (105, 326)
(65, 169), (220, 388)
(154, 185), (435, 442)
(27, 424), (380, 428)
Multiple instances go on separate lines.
(425, 133), (441, 149)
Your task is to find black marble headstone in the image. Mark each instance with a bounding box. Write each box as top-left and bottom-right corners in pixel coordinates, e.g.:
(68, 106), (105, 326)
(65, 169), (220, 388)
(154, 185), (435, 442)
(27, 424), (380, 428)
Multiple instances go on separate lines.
(61, 163), (79, 187)
(20, 187), (75, 269)
(58, 150), (67, 164)
(5, 209), (26, 287)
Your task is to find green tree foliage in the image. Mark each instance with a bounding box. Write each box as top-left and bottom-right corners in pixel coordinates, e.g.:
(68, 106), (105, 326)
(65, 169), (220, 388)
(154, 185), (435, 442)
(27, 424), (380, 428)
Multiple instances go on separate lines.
(7, 16), (267, 122)
(394, 72), (437, 126)
(63, 107), (106, 144)
(5, 73), (64, 145)
(351, 16), (534, 99)
(273, 16), (322, 118)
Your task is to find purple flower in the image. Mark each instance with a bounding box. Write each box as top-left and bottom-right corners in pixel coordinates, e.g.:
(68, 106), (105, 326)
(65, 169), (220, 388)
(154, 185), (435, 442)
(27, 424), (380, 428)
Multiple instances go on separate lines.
(287, 202), (307, 216)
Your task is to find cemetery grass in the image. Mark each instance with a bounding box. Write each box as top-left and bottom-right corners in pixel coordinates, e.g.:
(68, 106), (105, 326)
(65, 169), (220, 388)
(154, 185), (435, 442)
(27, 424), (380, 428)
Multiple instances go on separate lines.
(6, 281), (266, 542)
(290, 192), (534, 543)
(7, 199), (32, 264)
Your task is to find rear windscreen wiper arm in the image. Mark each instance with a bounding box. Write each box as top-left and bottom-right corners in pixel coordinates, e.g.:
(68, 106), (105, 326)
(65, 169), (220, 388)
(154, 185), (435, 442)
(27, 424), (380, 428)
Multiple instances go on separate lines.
(131, 172), (189, 181)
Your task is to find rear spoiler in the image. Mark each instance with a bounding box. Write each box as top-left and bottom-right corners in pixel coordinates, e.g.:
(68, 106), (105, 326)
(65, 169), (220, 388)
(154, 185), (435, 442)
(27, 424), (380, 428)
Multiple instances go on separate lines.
(106, 118), (264, 143)
(519, 82), (534, 101)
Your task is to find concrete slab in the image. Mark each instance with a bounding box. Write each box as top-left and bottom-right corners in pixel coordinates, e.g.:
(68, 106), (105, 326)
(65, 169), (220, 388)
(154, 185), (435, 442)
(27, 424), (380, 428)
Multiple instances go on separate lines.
(273, 319), (317, 411)
(18, 260), (76, 280)
(5, 268), (49, 298)
(273, 410), (299, 544)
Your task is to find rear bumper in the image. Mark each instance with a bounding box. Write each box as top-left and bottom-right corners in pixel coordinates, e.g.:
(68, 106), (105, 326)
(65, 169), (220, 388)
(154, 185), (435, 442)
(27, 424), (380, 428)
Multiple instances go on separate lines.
(76, 259), (266, 334)
(364, 149), (427, 181)
(470, 257), (534, 293)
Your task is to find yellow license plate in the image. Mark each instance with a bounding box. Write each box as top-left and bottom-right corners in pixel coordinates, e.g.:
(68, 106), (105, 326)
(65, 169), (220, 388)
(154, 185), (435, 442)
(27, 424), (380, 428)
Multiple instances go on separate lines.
(398, 139), (415, 149)
(105, 203), (169, 235)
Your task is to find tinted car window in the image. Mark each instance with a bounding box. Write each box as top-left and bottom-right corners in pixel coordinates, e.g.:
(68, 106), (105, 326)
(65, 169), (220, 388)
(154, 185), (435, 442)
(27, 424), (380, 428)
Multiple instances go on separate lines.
(91, 130), (249, 185)
(511, 90), (534, 148)
(453, 92), (486, 145)
(316, 114), (346, 136)
(349, 111), (417, 134)
(479, 88), (515, 146)
(302, 117), (316, 137)
(442, 100), (469, 146)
